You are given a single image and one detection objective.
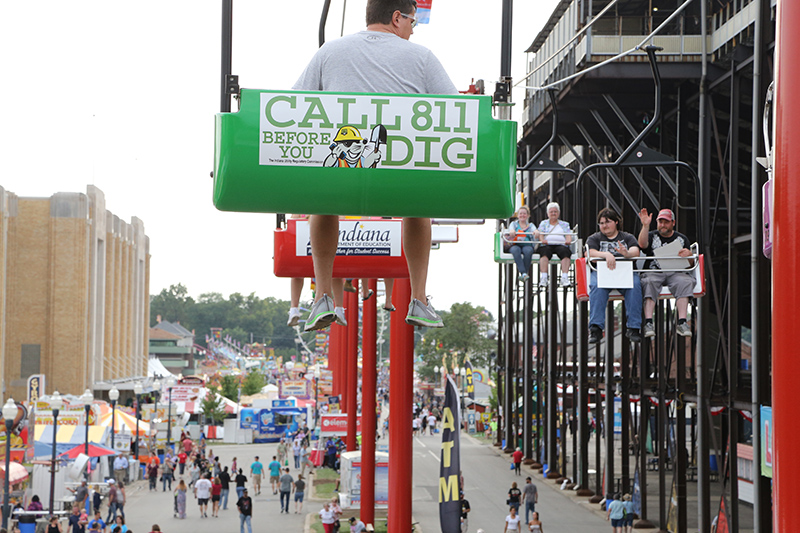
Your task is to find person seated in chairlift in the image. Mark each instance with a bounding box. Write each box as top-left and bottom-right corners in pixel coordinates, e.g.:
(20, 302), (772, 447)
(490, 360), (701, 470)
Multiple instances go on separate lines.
(505, 206), (536, 282)
(637, 208), (695, 338)
(586, 208), (643, 343)
(533, 202), (573, 288)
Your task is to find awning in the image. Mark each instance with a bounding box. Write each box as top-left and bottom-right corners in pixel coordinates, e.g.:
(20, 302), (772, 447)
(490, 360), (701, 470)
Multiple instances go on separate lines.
(271, 408), (305, 416)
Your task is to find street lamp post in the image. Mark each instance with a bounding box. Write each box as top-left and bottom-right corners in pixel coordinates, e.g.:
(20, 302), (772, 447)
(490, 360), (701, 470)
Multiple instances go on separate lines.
(2, 398), (18, 529)
(109, 387), (119, 470)
(165, 376), (176, 450)
(152, 378), (161, 454)
(133, 381), (143, 462)
(80, 390), (94, 457)
(433, 366), (440, 391)
(48, 392), (63, 515)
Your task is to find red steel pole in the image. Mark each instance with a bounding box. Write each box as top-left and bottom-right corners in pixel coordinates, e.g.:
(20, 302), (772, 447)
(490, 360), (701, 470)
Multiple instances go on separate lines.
(361, 279), (378, 526)
(773, 1), (799, 529)
(346, 284), (359, 452)
(329, 324), (341, 398)
(388, 279), (413, 533)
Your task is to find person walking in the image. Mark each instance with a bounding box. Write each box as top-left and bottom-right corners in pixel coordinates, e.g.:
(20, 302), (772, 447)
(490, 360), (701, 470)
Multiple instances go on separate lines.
(522, 477), (538, 524)
(504, 506), (522, 532)
(621, 494), (634, 533)
(174, 479), (187, 519)
(250, 456), (264, 496)
(527, 511), (544, 532)
(147, 457), (160, 492)
(161, 456), (174, 491)
(293, 474), (306, 514)
(188, 462), (200, 488)
(300, 443), (315, 477)
(268, 456), (281, 495)
(194, 473), (212, 518)
(292, 439), (302, 470)
(512, 447), (524, 476)
(105, 480), (118, 524)
(507, 482), (522, 513)
(319, 502), (337, 533)
(113, 455), (129, 485)
(236, 488), (253, 533)
(278, 467), (294, 514)
(277, 439), (288, 467)
(219, 466), (231, 510)
(606, 494), (626, 533)
(210, 475), (222, 518)
(234, 468), (248, 500)
(115, 483), (126, 520)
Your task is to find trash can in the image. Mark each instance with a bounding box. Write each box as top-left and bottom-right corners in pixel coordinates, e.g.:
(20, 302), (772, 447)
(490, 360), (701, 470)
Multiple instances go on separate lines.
(18, 514), (36, 533)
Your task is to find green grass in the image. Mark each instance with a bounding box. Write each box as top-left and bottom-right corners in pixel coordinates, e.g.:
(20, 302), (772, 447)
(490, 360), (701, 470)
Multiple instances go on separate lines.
(312, 467), (339, 500)
(309, 514), (388, 532)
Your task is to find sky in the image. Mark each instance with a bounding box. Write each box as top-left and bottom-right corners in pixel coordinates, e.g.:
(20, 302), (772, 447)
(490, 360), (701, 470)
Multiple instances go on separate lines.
(0, 0), (559, 315)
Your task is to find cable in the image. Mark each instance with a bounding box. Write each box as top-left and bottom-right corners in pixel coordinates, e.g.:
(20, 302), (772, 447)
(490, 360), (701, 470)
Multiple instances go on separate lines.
(514, 0), (619, 88)
(524, 0), (695, 92)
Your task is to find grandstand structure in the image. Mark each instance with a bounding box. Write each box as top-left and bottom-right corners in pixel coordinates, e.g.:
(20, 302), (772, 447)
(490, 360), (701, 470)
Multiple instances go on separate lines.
(496, 1), (774, 531)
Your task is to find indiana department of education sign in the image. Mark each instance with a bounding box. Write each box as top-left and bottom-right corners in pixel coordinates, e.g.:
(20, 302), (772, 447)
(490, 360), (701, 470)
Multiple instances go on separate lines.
(294, 219), (402, 257)
(259, 93), (479, 171)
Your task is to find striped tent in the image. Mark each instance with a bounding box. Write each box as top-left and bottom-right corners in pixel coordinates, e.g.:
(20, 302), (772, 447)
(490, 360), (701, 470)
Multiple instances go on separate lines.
(32, 424), (110, 458)
(98, 409), (150, 436)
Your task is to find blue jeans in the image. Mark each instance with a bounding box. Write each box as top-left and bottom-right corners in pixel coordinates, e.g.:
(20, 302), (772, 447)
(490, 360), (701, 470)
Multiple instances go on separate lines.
(221, 488), (229, 509)
(525, 501), (536, 523)
(236, 487), (245, 500)
(294, 455), (300, 469)
(162, 472), (173, 491)
(280, 490), (290, 511)
(239, 514), (252, 533)
(589, 271), (642, 329)
(106, 502), (118, 523)
(509, 244), (534, 275)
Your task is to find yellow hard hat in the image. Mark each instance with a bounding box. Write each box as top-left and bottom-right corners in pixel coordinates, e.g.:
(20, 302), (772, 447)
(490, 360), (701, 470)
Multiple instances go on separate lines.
(333, 126), (363, 142)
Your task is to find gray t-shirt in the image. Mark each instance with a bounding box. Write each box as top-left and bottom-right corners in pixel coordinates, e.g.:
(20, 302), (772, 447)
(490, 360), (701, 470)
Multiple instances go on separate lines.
(522, 482), (537, 502)
(293, 31), (457, 95)
(279, 473), (294, 492)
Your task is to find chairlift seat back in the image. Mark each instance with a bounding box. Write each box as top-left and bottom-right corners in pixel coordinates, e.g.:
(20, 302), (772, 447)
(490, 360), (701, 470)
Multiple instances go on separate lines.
(214, 89), (516, 218)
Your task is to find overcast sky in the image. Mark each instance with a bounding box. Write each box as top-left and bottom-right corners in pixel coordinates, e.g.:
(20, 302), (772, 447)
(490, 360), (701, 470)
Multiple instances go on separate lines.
(0, 0), (558, 315)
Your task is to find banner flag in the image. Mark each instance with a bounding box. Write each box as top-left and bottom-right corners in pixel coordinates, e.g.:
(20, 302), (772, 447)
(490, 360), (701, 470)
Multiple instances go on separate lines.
(464, 360), (475, 400)
(439, 375), (461, 532)
(417, 0), (432, 24)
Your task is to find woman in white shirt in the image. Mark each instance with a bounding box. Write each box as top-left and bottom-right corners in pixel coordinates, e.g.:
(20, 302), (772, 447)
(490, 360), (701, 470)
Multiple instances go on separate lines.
(533, 202), (573, 288)
(319, 502), (337, 533)
(505, 206), (536, 282)
(504, 505), (522, 532)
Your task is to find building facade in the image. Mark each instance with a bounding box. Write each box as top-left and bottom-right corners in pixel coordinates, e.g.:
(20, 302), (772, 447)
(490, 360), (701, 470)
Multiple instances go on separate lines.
(0, 185), (150, 399)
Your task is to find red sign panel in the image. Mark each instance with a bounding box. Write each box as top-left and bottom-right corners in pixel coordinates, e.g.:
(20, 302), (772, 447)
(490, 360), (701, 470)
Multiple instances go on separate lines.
(319, 414), (362, 436)
(273, 218), (410, 278)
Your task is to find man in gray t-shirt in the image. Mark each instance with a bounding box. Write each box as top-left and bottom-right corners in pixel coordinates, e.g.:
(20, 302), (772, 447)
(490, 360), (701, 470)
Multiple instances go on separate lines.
(293, 0), (457, 333)
(278, 468), (293, 514)
(522, 477), (538, 523)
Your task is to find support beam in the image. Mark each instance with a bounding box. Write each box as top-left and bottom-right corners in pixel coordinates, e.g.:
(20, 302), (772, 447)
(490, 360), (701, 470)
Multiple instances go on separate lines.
(361, 279), (377, 526)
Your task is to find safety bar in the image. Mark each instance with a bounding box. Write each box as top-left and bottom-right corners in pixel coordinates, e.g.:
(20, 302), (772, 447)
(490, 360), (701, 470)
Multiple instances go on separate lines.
(584, 242), (701, 274)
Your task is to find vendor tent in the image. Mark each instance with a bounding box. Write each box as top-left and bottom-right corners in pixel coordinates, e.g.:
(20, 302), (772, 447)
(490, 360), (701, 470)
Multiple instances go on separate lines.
(98, 409), (150, 435)
(33, 425), (109, 458)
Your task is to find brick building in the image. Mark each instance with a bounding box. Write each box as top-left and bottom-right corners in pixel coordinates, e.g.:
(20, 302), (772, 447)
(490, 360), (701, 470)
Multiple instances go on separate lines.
(0, 185), (150, 400)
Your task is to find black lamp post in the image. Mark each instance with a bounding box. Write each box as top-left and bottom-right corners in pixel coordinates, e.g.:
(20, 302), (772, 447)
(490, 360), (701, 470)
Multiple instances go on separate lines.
(80, 390), (94, 457)
(133, 381), (143, 462)
(48, 392), (63, 514)
(2, 398), (18, 529)
(152, 378), (161, 452)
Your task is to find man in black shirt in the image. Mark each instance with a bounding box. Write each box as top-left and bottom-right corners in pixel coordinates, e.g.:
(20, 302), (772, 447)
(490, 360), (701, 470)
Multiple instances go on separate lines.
(237, 488), (253, 533)
(637, 208), (695, 338)
(219, 466), (231, 510)
(587, 208), (643, 343)
(460, 491), (471, 533)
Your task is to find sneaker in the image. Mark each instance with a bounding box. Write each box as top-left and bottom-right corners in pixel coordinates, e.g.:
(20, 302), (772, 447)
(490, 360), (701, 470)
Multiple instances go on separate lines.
(304, 295), (336, 331)
(589, 325), (603, 343)
(676, 322), (692, 337)
(405, 298), (444, 328)
(518, 273), (529, 282)
(287, 308), (301, 327)
(643, 322), (655, 338)
(626, 327), (642, 343)
(334, 307), (348, 327)
(540, 273), (549, 287)
(560, 273), (570, 287)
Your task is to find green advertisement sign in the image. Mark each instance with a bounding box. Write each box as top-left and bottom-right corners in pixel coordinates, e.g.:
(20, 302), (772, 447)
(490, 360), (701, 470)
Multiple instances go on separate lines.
(214, 89), (516, 218)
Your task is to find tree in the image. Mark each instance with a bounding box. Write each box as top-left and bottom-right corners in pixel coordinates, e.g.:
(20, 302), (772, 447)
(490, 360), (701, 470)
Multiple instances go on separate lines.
(200, 390), (227, 425)
(241, 370), (267, 396)
(416, 302), (495, 379)
(150, 284), (194, 325)
(218, 375), (240, 402)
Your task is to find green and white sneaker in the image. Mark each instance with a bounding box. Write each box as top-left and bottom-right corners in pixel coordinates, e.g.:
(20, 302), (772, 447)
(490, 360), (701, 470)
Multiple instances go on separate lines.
(334, 307), (348, 327)
(405, 298), (444, 328)
(304, 294), (336, 332)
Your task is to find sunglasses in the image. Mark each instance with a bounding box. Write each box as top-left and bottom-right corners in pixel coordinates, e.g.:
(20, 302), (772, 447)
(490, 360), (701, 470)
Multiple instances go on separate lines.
(400, 13), (418, 28)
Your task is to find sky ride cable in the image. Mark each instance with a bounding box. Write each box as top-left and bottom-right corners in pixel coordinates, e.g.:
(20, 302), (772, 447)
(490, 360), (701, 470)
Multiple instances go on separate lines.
(524, 0), (696, 92)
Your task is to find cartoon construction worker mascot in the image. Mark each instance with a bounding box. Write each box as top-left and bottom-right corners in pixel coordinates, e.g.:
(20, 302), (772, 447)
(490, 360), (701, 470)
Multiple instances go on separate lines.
(324, 125), (386, 168)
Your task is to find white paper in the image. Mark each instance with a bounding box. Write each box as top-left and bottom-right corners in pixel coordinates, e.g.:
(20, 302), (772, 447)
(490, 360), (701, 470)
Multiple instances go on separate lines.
(597, 261), (634, 288)
(653, 240), (691, 270)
